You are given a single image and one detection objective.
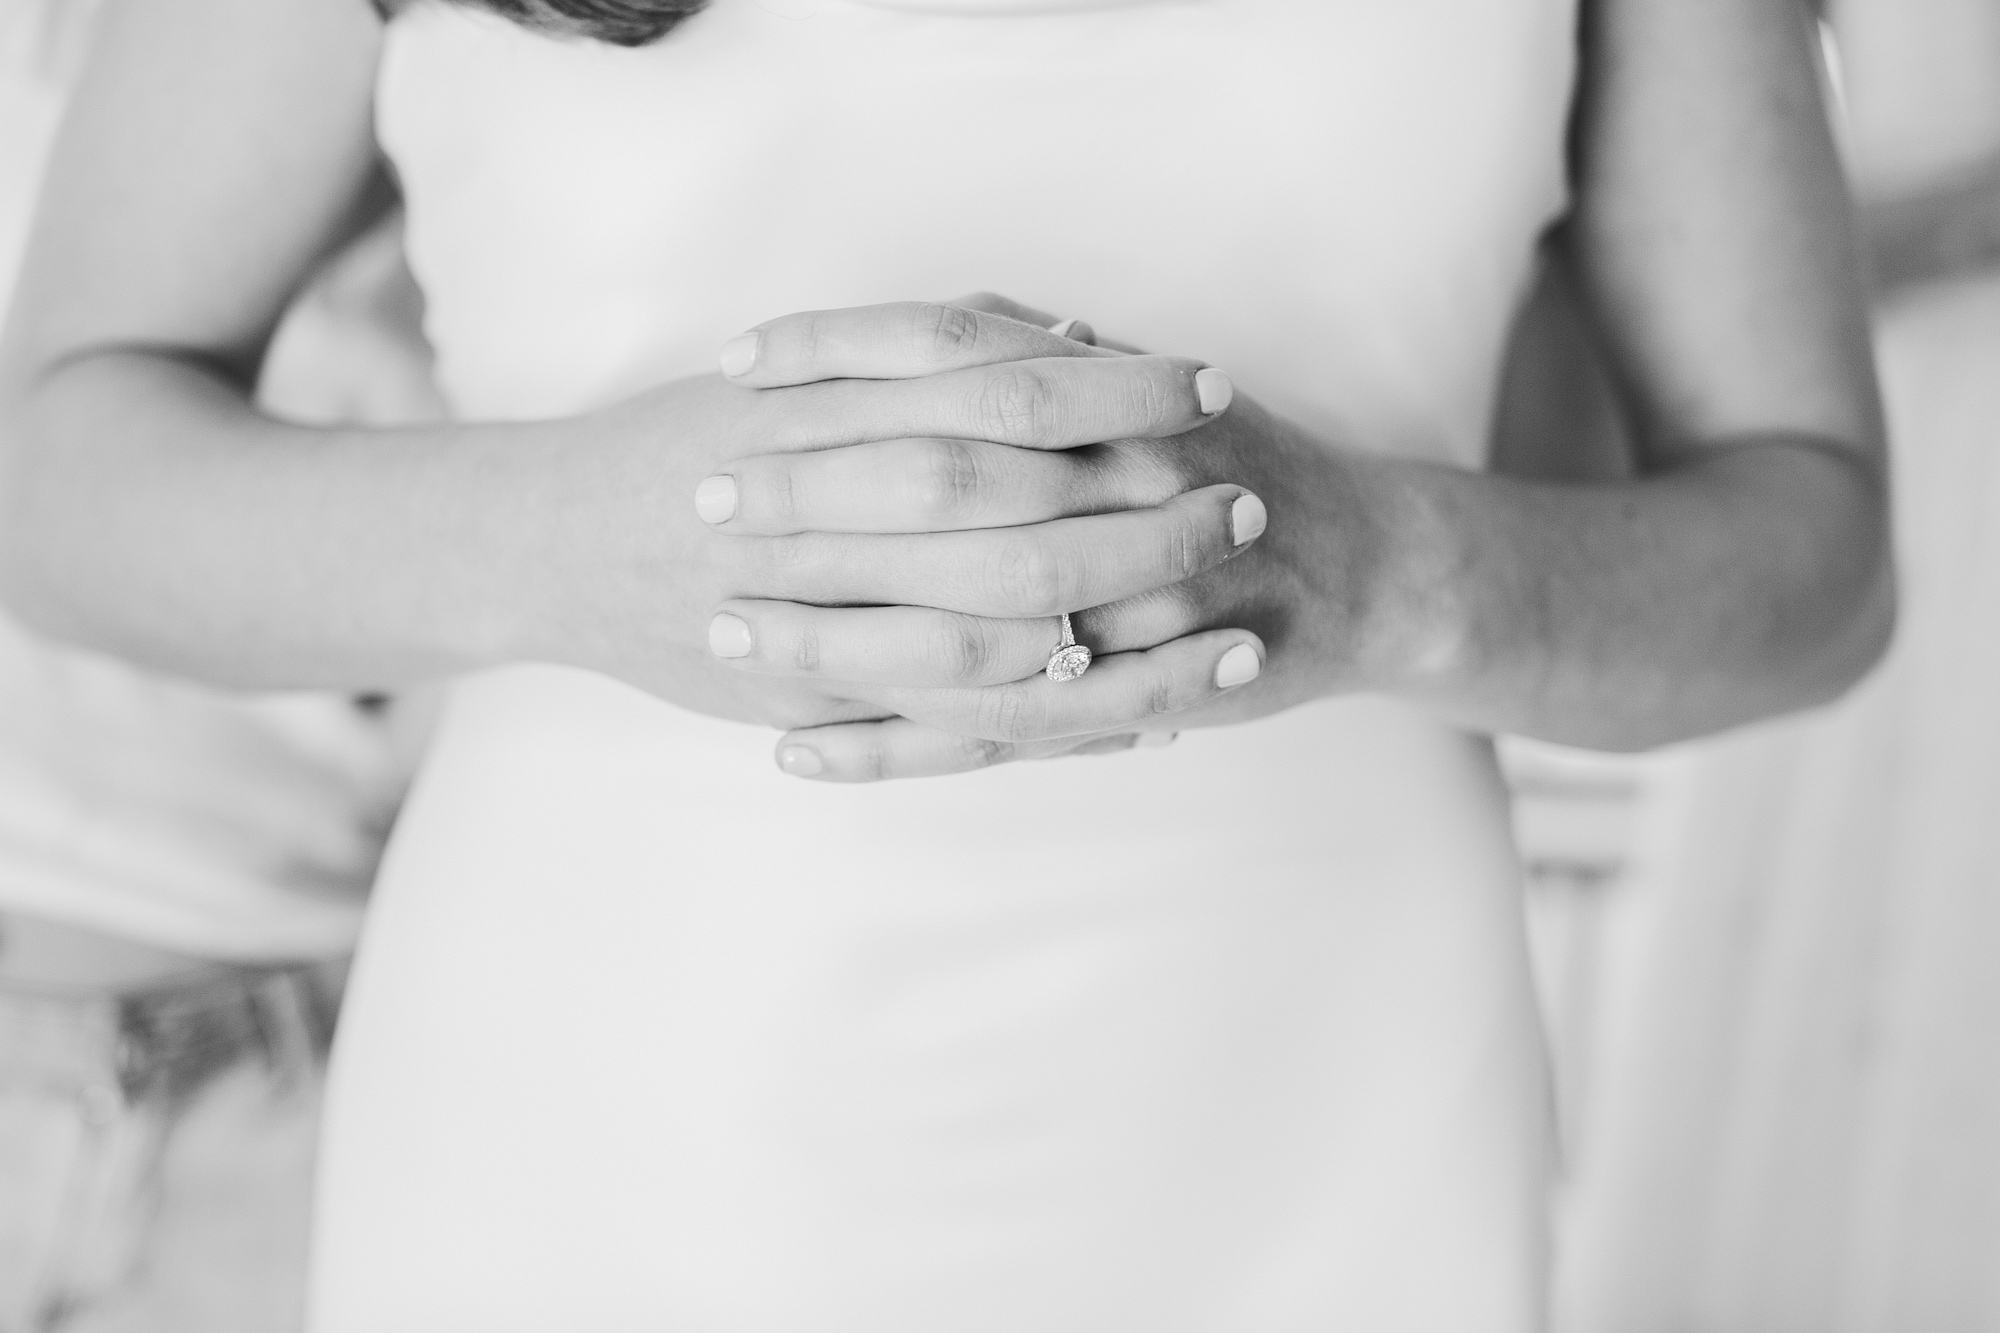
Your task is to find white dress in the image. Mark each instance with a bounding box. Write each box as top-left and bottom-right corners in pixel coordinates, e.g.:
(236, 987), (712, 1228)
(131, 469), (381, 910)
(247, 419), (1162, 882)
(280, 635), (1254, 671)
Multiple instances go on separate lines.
(313, 2), (1574, 1328)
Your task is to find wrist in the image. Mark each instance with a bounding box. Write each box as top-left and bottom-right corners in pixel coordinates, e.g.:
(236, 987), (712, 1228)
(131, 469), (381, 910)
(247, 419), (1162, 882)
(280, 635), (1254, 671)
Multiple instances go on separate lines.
(409, 417), (625, 676)
(1327, 453), (1483, 702)
(473, 395), (710, 683)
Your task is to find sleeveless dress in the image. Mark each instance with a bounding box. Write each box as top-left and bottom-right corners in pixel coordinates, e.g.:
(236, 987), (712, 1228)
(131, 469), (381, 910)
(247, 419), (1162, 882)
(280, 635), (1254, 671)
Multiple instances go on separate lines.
(313, 2), (1575, 1328)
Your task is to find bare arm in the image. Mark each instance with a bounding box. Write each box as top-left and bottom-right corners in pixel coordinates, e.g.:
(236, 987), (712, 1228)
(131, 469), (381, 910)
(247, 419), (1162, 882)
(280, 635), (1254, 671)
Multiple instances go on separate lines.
(0, 0), (1258, 748)
(742, 0), (1896, 777)
(0, 0), (564, 687)
(1, 0), (1895, 779)
(1363, 0), (1890, 748)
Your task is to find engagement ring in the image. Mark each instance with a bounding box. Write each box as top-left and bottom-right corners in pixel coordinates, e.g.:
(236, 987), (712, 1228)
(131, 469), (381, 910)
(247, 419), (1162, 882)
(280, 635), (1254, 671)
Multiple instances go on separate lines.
(1045, 613), (1092, 683)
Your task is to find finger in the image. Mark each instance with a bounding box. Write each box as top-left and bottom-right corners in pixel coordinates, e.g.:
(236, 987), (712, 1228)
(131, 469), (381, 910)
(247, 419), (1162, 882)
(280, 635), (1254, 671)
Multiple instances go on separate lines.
(857, 629), (1266, 744)
(1061, 733), (1140, 756)
(697, 437), (1187, 536)
(770, 719), (1079, 782)
(707, 575), (1243, 689)
(944, 294), (1098, 347)
(945, 291), (1059, 325)
(1043, 316), (1099, 347)
(720, 301), (1119, 387)
(757, 355), (1235, 456)
(774, 719), (1178, 783)
(775, 719), (1179, 783)
(707, 600), (1072, 688)
(754, 485), (1268, 618)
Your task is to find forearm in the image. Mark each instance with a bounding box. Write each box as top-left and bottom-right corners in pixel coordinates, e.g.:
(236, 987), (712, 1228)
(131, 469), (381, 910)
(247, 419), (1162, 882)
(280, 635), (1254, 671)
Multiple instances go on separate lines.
(1361, 439), (1893, 749)
(1860, 152), (2000, 292)
(0, 351), (595, 689)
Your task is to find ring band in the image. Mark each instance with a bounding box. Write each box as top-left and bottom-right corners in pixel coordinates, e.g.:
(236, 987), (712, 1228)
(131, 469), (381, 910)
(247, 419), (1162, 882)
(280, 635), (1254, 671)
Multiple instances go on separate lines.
(1045, 613), (1092, 683)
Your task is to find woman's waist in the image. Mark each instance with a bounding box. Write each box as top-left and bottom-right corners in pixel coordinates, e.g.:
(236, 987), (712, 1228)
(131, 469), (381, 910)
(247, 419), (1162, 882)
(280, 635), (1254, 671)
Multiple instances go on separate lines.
(382, 663), (1516, 892)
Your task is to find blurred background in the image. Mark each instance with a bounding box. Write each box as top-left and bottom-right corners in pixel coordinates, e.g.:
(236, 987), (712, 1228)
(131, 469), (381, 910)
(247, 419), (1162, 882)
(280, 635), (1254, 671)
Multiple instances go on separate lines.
(1, 0), (1997, 1329)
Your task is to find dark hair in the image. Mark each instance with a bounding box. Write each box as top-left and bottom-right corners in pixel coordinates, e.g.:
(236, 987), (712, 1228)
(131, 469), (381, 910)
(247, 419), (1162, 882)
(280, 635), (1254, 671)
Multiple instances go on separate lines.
(378, 0), (708, 46)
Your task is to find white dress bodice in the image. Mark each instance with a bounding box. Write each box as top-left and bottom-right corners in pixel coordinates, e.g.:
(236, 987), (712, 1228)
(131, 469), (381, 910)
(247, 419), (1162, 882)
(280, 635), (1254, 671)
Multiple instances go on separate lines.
(313, 2), (1575, 1328)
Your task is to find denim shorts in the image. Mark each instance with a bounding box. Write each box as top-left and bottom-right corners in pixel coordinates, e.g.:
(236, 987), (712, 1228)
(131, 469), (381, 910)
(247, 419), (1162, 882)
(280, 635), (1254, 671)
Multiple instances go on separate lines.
(0, 962), (342, 1333)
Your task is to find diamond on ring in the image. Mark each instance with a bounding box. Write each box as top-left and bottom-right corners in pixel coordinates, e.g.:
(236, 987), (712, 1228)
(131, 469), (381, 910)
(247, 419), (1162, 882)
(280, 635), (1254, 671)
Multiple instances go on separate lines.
(1046, 613), (1092, 683)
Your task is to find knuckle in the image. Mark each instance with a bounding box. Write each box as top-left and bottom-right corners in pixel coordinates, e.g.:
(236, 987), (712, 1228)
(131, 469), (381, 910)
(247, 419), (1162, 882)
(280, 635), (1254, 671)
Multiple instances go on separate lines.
(925, 614), (993, 686)
(987, 536), (1070, 616)
(1138, 670), (1182, 719)
(1090, 360), (1183, 436)
(759, 459), (800, 528)
(977, 683), (1043, 741)
(858, 735), (892, 783)
(791, 310), (827, 364)
(790, 621), (822, 674)
(1158, 514), (1209, 584)
(913, 301), (981, 363)
(1129, 364), (1184, 430)
(909, 439), (985, 525)
(958, 734), (1010, 771)
(975, 366), (1059, 440)
(1166, 521), (1200, 584)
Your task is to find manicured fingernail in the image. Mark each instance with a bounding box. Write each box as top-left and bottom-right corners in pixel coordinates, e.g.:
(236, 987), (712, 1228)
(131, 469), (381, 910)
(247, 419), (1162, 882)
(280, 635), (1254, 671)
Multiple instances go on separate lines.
(1196, 367), (1234, 415)
(1138, 731), (1179, 748)
(778, 744), (823, 777)
(1215, 643), (1261, 689)
(1047, 317), (1080, 338)
(1231, 493), (1267, 546)
(707, 613), (752, 659)
(694, 475), (738, 524)
(719, 332), (759, 378)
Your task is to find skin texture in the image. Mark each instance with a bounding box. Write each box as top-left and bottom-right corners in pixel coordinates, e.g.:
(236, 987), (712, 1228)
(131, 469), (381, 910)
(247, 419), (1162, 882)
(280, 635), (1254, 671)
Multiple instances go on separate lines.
(0, 0), (1891, 783)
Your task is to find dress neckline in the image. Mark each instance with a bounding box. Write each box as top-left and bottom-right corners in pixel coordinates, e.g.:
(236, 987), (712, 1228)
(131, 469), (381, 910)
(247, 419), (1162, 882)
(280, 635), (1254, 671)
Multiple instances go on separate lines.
(842, 0), (1170, 14)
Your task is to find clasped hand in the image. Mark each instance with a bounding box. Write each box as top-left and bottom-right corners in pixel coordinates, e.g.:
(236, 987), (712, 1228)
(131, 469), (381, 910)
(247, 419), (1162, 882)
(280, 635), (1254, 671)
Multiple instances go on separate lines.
(579, 299), (1379, 781)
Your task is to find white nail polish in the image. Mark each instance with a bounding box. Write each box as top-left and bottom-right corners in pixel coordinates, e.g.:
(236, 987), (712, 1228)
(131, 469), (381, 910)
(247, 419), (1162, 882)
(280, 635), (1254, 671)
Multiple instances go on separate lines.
(1196, 367), (1234, 415)
(1231, 493), (1267, 546)
(707, 613), (753, 659)
(778, 745), (824, 777)
(719, 332), (759, 378)
(694, 476), (738, 525)
(1047, 317), (1081, 338)
(1138, 731), (1179, 748)
(1214, 643), (1261, 689)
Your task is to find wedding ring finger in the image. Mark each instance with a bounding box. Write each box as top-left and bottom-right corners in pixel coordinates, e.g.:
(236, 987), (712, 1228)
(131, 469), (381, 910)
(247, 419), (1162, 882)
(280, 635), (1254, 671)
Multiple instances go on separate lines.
(708, 600), (1082, 689)
(707, 572), (1234, 690)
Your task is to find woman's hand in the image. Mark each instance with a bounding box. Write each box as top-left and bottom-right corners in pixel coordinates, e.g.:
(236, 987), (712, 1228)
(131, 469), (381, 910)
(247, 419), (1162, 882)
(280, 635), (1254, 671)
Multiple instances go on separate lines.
(698, 300), (1389, 781)
(532, 301), (1271, 740)
(737, 0), (1911, 781)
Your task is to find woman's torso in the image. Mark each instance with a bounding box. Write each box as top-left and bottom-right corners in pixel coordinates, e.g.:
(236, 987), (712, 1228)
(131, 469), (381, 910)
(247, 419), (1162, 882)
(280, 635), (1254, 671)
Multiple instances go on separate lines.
(313, 3), (1575, 1328)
